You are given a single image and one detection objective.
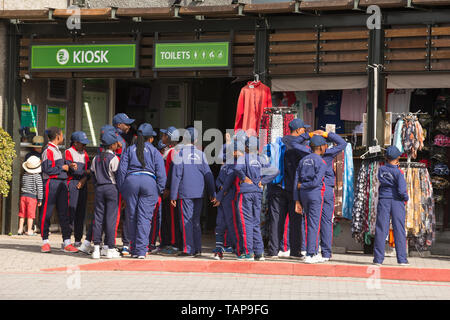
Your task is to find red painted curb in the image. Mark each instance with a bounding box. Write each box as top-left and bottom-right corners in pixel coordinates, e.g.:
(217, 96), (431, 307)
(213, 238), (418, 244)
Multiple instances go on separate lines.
(41, 259), (450, 282)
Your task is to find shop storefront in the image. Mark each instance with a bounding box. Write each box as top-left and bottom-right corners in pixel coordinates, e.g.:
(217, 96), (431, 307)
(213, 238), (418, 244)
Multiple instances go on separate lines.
(1, 2), (449, 254)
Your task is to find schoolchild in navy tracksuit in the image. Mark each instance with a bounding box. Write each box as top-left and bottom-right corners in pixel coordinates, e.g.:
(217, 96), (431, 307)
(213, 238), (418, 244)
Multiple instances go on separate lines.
(159, 126), (183, 255)
(217, 136), (279, 261)
(294, 135), (327, 264)
(117, 123), (166, 259)
(212, 140), (246, 260)
(267, 118), (311, 259)
(90, 130), (121, 259)
(293, 130), (347, 261)
(40, 127), (79, 253)
(373, 146), (410, 266)
(170, 127), (216, 257)
(65, 131), (91, 247)
(113, 113), (136, 256)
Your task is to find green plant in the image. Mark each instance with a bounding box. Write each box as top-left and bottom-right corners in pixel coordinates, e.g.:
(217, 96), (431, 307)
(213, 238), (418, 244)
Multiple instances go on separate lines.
(0, 128), (16, 197)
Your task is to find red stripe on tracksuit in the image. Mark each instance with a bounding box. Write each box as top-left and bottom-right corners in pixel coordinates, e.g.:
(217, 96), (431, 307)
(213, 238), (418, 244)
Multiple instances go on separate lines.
(224, 230), (228, 247)
(283, 214), (289, 252)
(170, 204), (175, 245)
(41, 180), (51, 239)
(316, 182), (326, 252)
(232, 178), (241, 256)
(179, 199), (188, 253)
(114, 194), (122, 244)
(238, 193), (249, 255)
(151, 197), (162, 245)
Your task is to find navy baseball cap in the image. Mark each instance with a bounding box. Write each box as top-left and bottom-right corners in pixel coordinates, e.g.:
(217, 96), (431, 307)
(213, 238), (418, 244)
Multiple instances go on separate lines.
(112, 113), (135, 126)
(386, 146), (402, 160)
(101, 130), (119, 146)
(138, 123), (157, 137)
(160, 126), (178, 139)
(289, 118), (310, 131)
(100, 124), (116, 135)
(245, 136), (260, 151)
(157, 140), (167, 151)
(184, 127), (198, 142)
(71, 131), (90, 145)
(310, 135), (327, 147)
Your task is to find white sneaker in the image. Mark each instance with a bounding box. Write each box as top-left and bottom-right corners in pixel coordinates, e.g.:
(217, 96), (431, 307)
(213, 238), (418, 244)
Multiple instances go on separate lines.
(137, 256), (145, 259)
(100, 246), (108, 256)
(398, 262), (410, 266)
(304, 255), (323, 264)
(92, 248), (100, 259)
(277, 250), (290, 258)
(78, 242), (92, 255)
(106, 248), (121, 259)
(301, 251), (306, 256)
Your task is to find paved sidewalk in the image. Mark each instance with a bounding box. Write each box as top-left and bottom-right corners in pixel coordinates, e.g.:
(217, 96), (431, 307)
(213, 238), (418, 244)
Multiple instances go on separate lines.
(1, 234), (450, 300)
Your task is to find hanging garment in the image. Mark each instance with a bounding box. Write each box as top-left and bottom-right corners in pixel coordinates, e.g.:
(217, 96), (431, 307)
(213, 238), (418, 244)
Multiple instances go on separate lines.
(402, 119), (424, 159)
(293, 92), (307, 121)
(260, 111), (272, 148)
(333, 151), (345, 218)
(367, 161), (381, 237)
(264, 137), (286, 187)
(434, 134), (450, 147)
(317, 90), (345, 134)
(387, 89), (412, 114)
(303, 91), (318, 129)
(352, 161), (370, 243)
(392, 119), (404, 153)
(342, 143), (354, 220)
(340, 88), (367, 122)
(271, 114), (284, 144)
(234, 81), (272, 135)
(283, 113), (296, 137)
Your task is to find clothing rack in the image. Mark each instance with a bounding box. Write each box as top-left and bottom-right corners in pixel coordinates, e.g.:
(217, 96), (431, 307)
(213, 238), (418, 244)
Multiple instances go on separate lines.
(392, 110), (428, 121)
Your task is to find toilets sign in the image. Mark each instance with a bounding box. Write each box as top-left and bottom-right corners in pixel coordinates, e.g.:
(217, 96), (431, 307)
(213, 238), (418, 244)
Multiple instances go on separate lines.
(30, 43), (137, 71)
(154, 41), (231, 69)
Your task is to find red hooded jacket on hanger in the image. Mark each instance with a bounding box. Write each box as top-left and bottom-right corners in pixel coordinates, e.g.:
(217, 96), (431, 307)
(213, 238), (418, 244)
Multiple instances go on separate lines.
(234, 81), (272, 135)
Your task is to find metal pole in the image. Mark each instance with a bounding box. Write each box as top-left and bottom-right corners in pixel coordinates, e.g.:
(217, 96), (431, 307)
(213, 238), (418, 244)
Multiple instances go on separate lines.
(254, 18), (269, 86)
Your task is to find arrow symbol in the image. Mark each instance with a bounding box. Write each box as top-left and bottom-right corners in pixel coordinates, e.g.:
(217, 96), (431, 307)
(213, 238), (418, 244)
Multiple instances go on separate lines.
(202, 51), (206, 59)
(209, 51), (215, 58)
(194, 51), (198, 59)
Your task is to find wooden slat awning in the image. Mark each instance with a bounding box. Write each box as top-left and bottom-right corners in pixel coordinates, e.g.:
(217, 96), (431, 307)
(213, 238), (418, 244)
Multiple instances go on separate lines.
(299, 0), (355, 11)
(52, 8), (112, 20)
(178, 4), (241, 17)
(116, 7), (175, 19)
(243, 2), (296, 14)
(357, 0), (408, 8)
(0, 9), (49, 20)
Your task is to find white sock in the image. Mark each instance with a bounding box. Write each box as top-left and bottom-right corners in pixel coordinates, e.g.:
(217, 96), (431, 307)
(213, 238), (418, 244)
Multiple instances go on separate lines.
(63, 239), (71, 247)
(43, 239), (49, 244)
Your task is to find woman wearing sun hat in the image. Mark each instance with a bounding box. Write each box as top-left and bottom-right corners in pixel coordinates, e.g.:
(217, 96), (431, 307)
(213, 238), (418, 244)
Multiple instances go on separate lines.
(18, 156), (43, 236)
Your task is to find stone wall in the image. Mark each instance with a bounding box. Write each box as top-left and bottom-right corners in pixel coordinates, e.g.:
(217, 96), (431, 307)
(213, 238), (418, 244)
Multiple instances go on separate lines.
(1, 0), (68, 10)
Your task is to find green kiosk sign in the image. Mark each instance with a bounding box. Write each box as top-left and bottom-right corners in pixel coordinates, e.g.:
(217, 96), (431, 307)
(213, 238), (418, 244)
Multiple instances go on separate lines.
(30, 43), (137, 71)
(154, 42), (231, 70)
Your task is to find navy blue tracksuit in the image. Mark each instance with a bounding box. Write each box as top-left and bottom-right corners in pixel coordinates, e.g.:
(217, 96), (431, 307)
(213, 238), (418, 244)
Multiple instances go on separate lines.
(215, 163), (237, 251)
(170, 145), (216, 255)
(219, 153), (279, 256)
(40, 143), (71, 241)
(117, 142), (167, 257)
(294, 153), (327, 257)
(373, 164), (409, 264)
(267, 184), (291, 256)
(320, 132), (347, 258)
(65, 146), (90, 243)
(282, 134), (311, 256)
(91, 150), (120, 248)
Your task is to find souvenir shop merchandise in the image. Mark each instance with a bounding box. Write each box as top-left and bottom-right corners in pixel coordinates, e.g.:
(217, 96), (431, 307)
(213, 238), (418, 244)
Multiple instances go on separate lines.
(340, 88), (367, 122)
(391, 113), (425, 159)
(316, 90), (345, 134)
(432, 163), (449, 176)
(292, 91), (317, 127)
(401, 163), (435, 251)
(387, 89), (413, 114)
(351, 160), (436, 251)
(333, 142), (355, 220)
(436, 120), (450, 135)
(259, 107), (297, 145)
(234, 80), (272, 135)
(434, 134), (450, 147)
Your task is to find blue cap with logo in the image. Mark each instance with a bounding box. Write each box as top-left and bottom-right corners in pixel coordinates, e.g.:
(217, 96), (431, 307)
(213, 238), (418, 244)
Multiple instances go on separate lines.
(289, 118), (310, 131)
(157, 140), (167, 151)
(310, 135), (327, 147)
(160, 126), (178, 139)
(184, 127), (198, 143)
(138, 123), (157, 137)
(71, 131), (90, 145)
(245, 136), (260, 151)
(101, 130), (119, 146)
(100, 124), (116, 135)
(112, 113), (135, 126)
(386, 145), (402, 160)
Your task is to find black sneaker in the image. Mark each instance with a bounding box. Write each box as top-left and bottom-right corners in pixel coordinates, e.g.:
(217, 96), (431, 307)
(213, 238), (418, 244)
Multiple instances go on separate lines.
(254, 254), (265, 261)
(177, 252), (195, 257)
